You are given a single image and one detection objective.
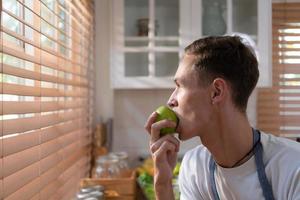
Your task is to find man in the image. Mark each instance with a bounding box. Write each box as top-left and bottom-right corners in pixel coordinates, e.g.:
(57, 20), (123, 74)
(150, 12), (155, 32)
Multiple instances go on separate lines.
(145, 36), (300, 200)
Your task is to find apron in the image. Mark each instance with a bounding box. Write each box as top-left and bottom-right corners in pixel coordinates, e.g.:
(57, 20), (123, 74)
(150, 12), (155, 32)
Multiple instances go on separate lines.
(209, 129), (274, 200)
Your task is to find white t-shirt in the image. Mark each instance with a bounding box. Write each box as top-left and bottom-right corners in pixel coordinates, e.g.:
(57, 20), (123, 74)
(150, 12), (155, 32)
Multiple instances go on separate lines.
(179, 132), (300, 200)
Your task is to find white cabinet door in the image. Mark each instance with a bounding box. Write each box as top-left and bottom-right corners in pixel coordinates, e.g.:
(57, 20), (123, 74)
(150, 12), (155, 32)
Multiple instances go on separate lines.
(257, 0), (272, 87)
(184, 0), (272, 87)
(111, 0), (181, 89)
(110, 0), (272, 88)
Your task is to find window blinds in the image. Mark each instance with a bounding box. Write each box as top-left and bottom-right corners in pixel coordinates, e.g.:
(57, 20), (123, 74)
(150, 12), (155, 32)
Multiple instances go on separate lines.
(0, 0), (94, 199)
(257, 3), (300, 139)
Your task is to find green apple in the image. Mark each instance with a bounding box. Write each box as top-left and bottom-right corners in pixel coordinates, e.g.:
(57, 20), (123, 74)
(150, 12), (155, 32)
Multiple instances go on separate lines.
(155, 105), (178, 136)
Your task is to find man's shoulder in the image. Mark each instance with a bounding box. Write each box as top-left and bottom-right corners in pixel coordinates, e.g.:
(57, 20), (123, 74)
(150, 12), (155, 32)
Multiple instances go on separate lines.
(261, 131), (300, 154)
(261, 131), (300, 166)
(181, 144), (210, 169)
(183, 144), (209, 159)
(179, 144), (211, 187)
(261, 132), (300, 198)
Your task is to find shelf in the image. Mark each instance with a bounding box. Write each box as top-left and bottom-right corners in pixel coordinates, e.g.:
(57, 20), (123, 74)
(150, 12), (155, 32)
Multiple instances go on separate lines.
(125, 36), (179, 41)
(112, 76), (175, 89)
(154, 36), (179, 41)
(153, 47), (180, 52)
(121, 47), (150, 52)
(125, 37), (149, 42)
(122, 47), (180, 52)
(124, 37), (180, 50)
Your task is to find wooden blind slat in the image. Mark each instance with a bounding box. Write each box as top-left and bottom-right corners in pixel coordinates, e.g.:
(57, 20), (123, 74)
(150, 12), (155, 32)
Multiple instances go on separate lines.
(273, 2), (300, 8)
(1, 82), (87, 97)
(2, 83), (41, 96)
(57, 173), (78, 199)
(0, 180), (3, 199)
(273, 66), (300, 74)
(273, 12), (300, 18)
(3, 130), (39, 156)
(40, 151), (63, 175)
(2, 111), (84, 136)
(1, 0), (94, 198)
(40, 120), (81, 143)
(2, 116), (40, 136)
(3, 39), (85, 77)
(38, 143), (83, 194)
(2, 100), (85, 115)
(3, 145), (39, 178)
(40, 168), (62, 195)
(272, 24), (300, 29)
(4, 1), (88, 51)
(3, 162), (39, 198)
(40, 180), (60, 200)
(5, 178), (40, 200)
(2, 61), (87, 87)
(258, 2), (300, 137)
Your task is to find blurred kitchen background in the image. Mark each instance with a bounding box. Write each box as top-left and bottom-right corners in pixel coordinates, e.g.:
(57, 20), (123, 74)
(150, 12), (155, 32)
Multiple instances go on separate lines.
(1, 0), (300, 199)
(99, 0), (264, 161)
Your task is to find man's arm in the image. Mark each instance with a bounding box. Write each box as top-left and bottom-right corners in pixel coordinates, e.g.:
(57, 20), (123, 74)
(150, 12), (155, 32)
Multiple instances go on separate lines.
(152, 139), (178, 200)
(144, 112), (179, 200)
(155, 181), (174, 200)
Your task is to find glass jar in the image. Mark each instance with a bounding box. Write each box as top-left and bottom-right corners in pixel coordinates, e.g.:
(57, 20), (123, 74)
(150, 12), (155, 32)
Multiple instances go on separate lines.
(76, 190), (104, 200)
(95, 155), (120, 178)
(80, 185), (104, 193)
(111, 152), (129, 170)
(110, 152), (130, 177)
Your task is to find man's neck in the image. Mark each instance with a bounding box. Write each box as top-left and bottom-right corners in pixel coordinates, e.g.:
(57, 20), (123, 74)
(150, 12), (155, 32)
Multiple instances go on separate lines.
(201, 112), (253, 168)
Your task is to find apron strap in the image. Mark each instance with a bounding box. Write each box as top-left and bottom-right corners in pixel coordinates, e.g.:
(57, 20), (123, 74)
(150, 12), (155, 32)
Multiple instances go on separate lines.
(209, 157), (220, 200)
(254, 130), (275, 200)
(209, 129), (274, 200)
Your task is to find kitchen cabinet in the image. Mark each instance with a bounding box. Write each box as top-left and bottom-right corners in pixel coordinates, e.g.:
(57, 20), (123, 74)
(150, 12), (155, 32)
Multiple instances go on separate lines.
(110, 0), (272, 89)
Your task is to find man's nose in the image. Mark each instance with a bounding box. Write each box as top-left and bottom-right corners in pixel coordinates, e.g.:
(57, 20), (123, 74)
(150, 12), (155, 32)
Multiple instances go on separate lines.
(167, 98), (178, 108)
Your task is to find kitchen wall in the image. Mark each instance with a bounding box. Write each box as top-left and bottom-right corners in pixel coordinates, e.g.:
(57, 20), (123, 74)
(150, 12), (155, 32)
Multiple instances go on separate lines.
(95, 0), (260, 164)
(94, 0), (114, 124)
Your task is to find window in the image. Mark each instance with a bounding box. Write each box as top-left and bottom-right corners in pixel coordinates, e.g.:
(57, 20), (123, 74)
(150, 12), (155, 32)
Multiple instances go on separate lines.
(0, 0), (95, 199)
(257, 2), (300, 140)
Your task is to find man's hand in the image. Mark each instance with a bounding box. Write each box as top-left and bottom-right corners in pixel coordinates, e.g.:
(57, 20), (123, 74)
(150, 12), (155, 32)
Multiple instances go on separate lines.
(144, 112), (180, 200)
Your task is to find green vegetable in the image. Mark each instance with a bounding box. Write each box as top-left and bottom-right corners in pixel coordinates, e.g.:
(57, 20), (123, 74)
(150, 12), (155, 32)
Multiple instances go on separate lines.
(173, 162), (181, 176)
(138, 172), (153, 187)
(137, 162), (181, 200)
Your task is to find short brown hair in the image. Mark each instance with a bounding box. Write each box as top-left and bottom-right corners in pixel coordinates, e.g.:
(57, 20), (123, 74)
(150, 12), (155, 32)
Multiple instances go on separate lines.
(185, 36), (259, 113)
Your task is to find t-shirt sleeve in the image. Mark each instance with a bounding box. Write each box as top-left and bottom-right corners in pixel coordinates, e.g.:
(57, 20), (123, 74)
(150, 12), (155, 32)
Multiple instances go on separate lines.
(178, 151), (205, 200)
(289, 167), (300, 200)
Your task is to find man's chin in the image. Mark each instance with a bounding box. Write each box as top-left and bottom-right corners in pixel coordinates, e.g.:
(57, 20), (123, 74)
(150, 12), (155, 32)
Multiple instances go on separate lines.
(178, 132), (197, 141)
(178, 133), (188, 141)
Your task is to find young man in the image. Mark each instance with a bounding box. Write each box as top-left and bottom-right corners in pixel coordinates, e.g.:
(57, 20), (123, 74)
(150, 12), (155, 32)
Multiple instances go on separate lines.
(145, 36), (300, 200)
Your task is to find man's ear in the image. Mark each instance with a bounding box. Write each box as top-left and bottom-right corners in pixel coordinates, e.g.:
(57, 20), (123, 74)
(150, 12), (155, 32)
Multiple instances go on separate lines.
(211, 78), (227, 104)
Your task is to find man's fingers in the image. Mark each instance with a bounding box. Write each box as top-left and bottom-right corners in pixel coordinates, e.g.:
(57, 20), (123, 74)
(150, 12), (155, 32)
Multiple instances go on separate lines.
(153, 141), (176, 162)
(144, 112), (158, 134)
(150, 135), (180, 153)
(150, 120), (177, 144)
